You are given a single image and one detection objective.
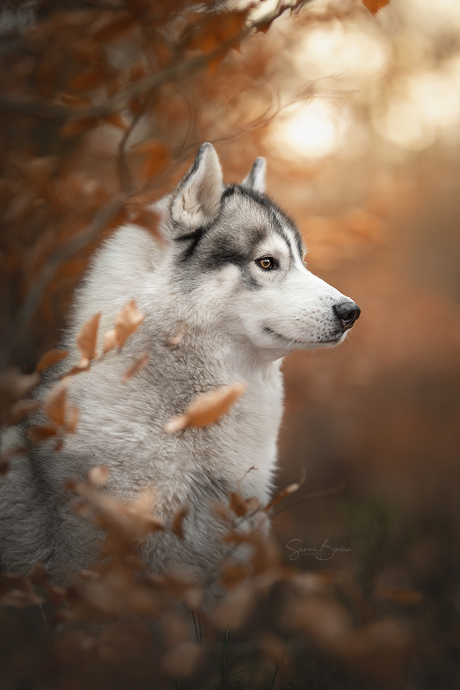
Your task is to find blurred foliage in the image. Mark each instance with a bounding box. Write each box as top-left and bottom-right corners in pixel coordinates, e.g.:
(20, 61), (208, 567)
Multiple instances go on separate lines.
(2, 0), (460, 688)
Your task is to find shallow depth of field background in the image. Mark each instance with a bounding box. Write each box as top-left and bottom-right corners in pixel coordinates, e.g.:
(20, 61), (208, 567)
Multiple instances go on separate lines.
(1, 0), (460, 687)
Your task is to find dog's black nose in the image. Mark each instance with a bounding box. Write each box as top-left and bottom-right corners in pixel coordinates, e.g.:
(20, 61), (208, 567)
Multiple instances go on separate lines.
(333, 301), (361, 330)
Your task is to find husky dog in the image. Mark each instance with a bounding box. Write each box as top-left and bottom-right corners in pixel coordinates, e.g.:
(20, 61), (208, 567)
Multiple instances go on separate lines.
(0, 144), (360, 582)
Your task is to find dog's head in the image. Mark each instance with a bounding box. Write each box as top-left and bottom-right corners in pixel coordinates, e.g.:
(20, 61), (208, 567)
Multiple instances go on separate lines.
(155, 143), (360, 360)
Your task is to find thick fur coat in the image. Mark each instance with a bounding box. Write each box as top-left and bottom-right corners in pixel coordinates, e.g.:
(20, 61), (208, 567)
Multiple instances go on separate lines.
(0, 144), (360, 582)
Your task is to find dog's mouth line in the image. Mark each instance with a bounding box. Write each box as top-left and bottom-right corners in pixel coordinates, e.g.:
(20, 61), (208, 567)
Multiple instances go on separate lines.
(264, 326), (342, 346)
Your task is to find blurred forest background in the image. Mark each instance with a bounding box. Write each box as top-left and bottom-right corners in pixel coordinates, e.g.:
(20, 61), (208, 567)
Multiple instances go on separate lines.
(1, 0), (460, 688)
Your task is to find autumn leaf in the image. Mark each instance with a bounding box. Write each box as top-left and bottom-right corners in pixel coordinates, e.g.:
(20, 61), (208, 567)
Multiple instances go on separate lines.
(28, 425), (58, 443)
(164, 383), (246, 433)
(65, 407), (79, 434)
(229, 491), (248, 517)
(60, 116), (100, 138)
(131, 140), (171, 180)
(0, 589), (44, 609)
(362, 0), (390, 14)
(172, 506), (188, 539)
(77, 312), (101, 362)
(35, 348), (68, 373)
(88, 465), (109, 487)
(115, 301), (145, 347)
(122, 352), (149, 383)
(103, 328), (118, 354)
(6, 399), (40, 426)
(45, 381), (68, 427)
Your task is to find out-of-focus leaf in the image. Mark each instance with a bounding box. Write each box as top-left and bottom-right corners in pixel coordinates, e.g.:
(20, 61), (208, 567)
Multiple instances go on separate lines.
(28, 425), (58, 443)
(131, 140), (171, 181)
(165, 383), (246, 433)
(88, 465), (109, 487)
(229, 491), (248, 517)
(77, 312), (101, 362)
(45, 381), (68, 427)
(172, 506), (188, 539)
(122, 352), (149, 383)
(103, 328), (118, 354)
(115, 301), (145, 347)
(6, 399), (40, 425)
(362, 0), (390, 14)
(36, 348), (68, 373)
(0, 589), (44, 609)
(68, 67), (107, 92)
(60, 116), (100, 138)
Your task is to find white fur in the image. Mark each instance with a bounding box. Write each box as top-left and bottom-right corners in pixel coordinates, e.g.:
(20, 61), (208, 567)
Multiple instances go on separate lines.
(0, 144), (357, 584)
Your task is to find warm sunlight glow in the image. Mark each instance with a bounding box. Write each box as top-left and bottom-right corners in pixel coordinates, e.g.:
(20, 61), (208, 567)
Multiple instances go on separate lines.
(269, 100), (340, 159)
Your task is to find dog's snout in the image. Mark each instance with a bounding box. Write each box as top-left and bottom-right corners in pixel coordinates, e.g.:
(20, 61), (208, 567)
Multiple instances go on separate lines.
(333, 301), (361, 330)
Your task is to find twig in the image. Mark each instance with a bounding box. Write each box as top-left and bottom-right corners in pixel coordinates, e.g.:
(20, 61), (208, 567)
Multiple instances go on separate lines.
(273, 482), (346, 515)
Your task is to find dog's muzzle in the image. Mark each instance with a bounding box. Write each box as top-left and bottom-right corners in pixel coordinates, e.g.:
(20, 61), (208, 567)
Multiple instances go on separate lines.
(333, 301), (361, 331)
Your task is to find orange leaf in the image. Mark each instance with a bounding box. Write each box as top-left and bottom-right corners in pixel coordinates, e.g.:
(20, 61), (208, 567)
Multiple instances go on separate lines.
(88, 465), (109, 487)
(102, 113), (130, 129)
(362, 0), (390, 14)
(45, 382), (68, 427)
(103, 328), (118, 354)
(229, 492), (247, 517)
(164, 383), (246, 433)
(36, 348), (68, 373)
(137, 143), (171, 181)
(172, 506), (188, 539)
(28, 425), (58, 443)
(122, 352), (149, 383)
(115, 301), (144, 347)
(77, 312), (101, 361)
(66, 407), (79, 434)
(60, 117), (99, 138)
(68, 67), (107, 91)
(6, 399), (40, 426)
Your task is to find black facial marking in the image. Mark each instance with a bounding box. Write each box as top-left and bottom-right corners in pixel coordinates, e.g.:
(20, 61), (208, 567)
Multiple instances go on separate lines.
(176, 226), (208, 262)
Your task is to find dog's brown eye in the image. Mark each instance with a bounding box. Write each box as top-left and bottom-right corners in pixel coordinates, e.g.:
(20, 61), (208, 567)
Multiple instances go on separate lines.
(257, 257), (276, 270)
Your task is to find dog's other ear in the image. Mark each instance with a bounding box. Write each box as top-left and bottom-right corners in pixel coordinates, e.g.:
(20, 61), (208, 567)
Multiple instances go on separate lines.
(241, 157), (266, 194)
(170, 143), (223, 229)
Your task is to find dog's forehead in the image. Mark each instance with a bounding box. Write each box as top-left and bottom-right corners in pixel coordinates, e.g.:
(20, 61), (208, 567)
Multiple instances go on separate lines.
(220, 187), (302, 251)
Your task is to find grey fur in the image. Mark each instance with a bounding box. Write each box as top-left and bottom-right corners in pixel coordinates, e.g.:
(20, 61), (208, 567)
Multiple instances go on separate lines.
(0, 144), (359, 583)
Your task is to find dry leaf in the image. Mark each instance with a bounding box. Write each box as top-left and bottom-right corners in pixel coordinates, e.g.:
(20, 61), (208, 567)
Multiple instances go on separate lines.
(122, 352), (149, 383)
(103, 329), (118, 354)
(77, 312), (101, 362)
(28, 425), (58, 443)
(172, 506), (188, 539)
(35, 348), (68, 373)
(66, 407), (79, 433)
(88, 465), (109, 487)
(165, 383), (246, 433)
(229, 492), (248, 517)
(0, 589), (44, 609)
(45, 381), (68, 427)
(362, 0), (390, 14)
(115, 301), (144, 347)
(6, 399), (40, 426)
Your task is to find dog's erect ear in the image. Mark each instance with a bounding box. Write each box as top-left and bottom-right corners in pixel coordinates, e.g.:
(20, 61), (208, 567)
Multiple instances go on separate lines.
(170, 143), (223, 230)
(241, 157), (266, 194)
